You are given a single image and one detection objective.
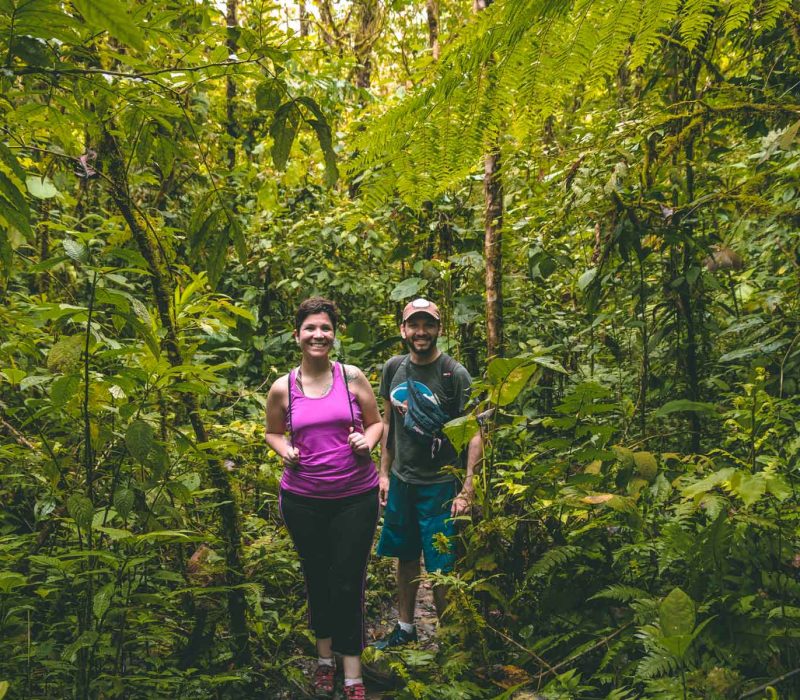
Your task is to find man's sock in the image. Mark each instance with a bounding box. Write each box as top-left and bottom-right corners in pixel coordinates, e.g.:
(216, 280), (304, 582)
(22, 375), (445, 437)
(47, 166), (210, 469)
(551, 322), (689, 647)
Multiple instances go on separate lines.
(398, 621), (415, 633)
(344, 677), (363, 687)
(317, 656), (334, 667)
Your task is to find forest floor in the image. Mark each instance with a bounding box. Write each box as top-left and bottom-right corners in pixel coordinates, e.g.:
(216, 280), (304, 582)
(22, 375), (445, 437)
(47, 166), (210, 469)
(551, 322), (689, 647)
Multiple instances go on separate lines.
(288, 581), (438, 699)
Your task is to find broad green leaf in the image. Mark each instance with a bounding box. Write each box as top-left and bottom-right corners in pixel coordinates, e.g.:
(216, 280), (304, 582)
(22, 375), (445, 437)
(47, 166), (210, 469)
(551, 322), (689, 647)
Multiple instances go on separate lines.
(113, 487), (134, 519)
(61, 630), (99, 663)
(487, 357), (539, 406)
(443, 414), (480, 452)
(47, 335), (84, 373)
(654, 400), (716, 417)
(0, 571), (26, 593)
(778, 119), (800, 150)
(270, 102), (301, 170)
(93, 582), (114, 619)
(51, 374), (80, 406)
(255, 80), (282, 112)
(62, 238), (88, 263)
(25, 175), (59, 199)
(0, 680), (8, 699)
(126, 420), (154, 463)
(71, 0), (145, 51)
(633, 452), (658, 482)
(389, 277), (425, 301)
(296, 96), (339, 187)
(66, 494), (93, 530)
(660, 587), (695, 637)
(682, 467), (736, 499)
(729, 470), (766, 507)
(577, 267), (597, 290)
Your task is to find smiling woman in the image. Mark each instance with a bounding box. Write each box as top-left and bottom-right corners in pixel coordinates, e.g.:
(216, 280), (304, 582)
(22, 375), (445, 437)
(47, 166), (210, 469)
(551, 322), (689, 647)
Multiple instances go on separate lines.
(263, 296), (383, 699)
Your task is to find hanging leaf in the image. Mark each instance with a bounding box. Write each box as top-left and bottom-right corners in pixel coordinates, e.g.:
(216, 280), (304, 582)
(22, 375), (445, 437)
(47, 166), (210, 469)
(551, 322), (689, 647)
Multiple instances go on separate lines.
(63, 238), (88, 263)
(390, 277), (425, 301)
(92, 582), (114, 619)
(25, 176), (59, 199)
(443, 414), (480, 452)
(659, 587), (695, 637)
(47, 335), (85, 373)
(633, 451), (658, 482)
(296, 96), (339, 187)
(113, 487), (134, 519)
(255, 80), (283, 112)
(270, 102), (301, 170)
(487, 357), (539, 406)
(577, 267), (597, 290)
(654, 399), (716, 417)
(71, 0), (145, 51)
(126, 420), (154, 463)
(66, 494), (94, 530)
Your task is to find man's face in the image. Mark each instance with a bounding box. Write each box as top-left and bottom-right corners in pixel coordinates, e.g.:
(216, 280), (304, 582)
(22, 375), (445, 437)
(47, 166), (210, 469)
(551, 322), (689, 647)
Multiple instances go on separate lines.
(400, 314), (440, 357)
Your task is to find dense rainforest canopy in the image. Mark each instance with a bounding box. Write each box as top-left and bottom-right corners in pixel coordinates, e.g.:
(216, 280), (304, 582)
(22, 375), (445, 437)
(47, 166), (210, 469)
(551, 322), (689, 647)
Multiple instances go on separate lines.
(1, 0), (799, 697)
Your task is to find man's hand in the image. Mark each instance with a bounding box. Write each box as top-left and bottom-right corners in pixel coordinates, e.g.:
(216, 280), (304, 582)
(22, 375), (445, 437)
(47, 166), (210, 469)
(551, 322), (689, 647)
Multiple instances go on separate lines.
(348, 428), (370, 456)
(379, 473), (390, 506)
(450, 490), (472, 517)
(284, 445), (300, 468)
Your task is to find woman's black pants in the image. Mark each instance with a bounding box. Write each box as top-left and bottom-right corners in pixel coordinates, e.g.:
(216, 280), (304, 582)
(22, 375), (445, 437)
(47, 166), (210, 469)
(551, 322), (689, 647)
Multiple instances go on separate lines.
(280, 487), (379, 655)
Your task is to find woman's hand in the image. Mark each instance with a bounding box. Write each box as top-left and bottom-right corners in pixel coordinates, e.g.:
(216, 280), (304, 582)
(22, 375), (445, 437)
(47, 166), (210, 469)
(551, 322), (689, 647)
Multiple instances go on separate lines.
(347, 428), (371, 456)
(284, 445), (300, 468)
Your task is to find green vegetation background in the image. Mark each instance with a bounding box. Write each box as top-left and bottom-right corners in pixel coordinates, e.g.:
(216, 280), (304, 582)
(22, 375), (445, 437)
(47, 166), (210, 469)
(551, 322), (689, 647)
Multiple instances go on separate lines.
(0, 0), (799, 697)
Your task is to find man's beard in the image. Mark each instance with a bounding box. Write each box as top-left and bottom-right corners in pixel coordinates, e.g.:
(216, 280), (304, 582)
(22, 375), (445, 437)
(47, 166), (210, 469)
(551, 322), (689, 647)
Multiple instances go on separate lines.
(406, 335), (437, 357)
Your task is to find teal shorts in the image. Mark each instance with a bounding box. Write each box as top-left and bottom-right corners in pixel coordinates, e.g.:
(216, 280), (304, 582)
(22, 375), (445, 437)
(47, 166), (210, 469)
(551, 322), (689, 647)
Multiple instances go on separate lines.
(376, 474), (458, 573)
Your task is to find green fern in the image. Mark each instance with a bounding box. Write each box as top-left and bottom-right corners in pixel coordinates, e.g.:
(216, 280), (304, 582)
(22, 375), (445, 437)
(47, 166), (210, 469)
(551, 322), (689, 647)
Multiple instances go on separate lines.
(527, 544), (582, 578)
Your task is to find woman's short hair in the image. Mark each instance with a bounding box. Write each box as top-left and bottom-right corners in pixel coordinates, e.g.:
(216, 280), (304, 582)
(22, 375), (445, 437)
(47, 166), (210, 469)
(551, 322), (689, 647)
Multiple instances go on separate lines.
(295, 297), (339, 332)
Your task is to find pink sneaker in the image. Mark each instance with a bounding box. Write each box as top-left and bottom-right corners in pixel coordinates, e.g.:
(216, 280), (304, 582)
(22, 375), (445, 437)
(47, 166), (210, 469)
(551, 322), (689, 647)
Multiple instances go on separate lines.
(344, 682), (366, 700)
(312, 663), (335, 697)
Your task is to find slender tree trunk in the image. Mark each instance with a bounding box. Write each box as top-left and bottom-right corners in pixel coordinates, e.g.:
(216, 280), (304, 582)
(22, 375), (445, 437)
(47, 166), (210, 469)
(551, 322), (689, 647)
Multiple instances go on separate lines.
(354, 0), (380, 89)
(299, 0), (309, 36)
(226, 0), (238, 170)
(426, 0), (440, 61)
(483, 148), (503, 357)
(99, 127), (250, 663)
(474, 0), (504, 357)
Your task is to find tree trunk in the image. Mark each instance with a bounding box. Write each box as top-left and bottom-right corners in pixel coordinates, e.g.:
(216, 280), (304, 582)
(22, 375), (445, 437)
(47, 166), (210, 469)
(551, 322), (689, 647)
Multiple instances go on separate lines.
(426, 0), (440, 61)
(226, 0), (238, 169)
(474, 0), (504, 358)
(299, 0), (309, 36)
(99, 127), (250, 663)
(483, 148), (503, 357)
(354, 0), (380, 89)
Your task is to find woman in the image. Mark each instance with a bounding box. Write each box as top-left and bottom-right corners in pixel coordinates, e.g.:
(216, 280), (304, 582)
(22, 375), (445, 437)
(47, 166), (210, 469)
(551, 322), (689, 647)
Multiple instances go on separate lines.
(265, 297), (382, 700)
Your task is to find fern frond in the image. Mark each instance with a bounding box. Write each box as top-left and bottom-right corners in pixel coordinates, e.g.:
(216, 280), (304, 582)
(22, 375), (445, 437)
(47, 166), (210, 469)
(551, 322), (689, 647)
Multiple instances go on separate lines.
(635, 649), (679, 679)
(590, 583), (653, 603)
(527, 544), (582, 578)
(679, 0), (718, 51)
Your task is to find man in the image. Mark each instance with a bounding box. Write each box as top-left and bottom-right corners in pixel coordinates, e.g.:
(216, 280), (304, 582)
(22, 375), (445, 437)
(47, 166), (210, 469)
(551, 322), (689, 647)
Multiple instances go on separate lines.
(373, 298), (483, 649)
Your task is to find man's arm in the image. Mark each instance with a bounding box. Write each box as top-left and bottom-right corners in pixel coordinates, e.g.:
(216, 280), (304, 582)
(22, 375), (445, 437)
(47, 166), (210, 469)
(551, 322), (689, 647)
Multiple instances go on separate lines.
(451, 429), (482, 517)
(379, 398), (393, 506)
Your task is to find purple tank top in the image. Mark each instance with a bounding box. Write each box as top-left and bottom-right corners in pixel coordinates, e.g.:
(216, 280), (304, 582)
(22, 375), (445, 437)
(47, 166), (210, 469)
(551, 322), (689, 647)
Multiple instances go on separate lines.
(280, 363), (378, 498)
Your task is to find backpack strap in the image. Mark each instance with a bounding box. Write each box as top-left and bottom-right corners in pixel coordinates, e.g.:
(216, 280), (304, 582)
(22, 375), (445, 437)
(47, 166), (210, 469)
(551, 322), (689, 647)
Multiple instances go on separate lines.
(339, 362), (357, 430)
(286, 369), (295, 446)
(439, 353), (460, 418)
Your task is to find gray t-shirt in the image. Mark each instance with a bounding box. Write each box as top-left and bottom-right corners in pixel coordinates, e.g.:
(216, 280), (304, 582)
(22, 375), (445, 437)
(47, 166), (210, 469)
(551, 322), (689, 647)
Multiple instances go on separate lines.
(379, 353), (472, 484)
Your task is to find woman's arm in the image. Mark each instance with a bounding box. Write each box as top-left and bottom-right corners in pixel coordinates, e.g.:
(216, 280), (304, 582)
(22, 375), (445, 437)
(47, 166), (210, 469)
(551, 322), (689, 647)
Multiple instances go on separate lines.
(345, 365), (383, 455)
(265, 375), (299, 465)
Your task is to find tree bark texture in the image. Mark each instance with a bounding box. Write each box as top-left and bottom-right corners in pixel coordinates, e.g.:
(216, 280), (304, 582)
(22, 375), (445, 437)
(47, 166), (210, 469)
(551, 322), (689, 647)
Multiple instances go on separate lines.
(226, 0), (238, 169)
(299, 0), (309, 36)
(426, 0), (440, 61)
(100, 127), (250, 663)
(474, 0), (504, 358)
(483, 148), (504, 357)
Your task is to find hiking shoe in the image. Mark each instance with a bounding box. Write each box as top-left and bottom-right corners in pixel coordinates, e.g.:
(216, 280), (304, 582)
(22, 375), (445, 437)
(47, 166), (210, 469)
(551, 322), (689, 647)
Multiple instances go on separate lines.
(312, 662), (335, 697)
(344, 682), (367, 700)
(371, 623), (418, 650)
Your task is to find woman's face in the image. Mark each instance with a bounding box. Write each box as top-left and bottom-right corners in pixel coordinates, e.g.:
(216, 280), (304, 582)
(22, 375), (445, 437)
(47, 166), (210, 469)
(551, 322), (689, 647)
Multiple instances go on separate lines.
(295, 312), (335, 359)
